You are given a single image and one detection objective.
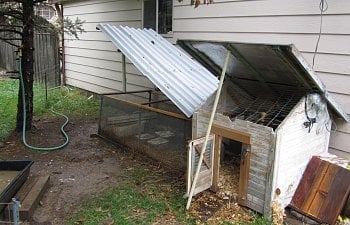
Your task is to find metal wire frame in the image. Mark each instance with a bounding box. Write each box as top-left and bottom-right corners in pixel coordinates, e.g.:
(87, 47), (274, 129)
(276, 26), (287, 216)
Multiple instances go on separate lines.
(222, 85), (305, 130)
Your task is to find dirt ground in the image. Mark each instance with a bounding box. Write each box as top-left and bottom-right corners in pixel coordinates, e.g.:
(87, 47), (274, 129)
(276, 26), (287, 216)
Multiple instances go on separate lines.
(0, 117), (309, 225)
(0, 118), (123, 224)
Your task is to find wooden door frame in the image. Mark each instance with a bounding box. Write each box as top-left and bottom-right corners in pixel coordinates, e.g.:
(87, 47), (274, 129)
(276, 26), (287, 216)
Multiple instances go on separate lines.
(210, 124), (252, 206)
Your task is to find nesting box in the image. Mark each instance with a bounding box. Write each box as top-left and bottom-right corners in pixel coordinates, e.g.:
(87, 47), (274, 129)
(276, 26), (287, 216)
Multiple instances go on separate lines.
(180, 41), (349, 216)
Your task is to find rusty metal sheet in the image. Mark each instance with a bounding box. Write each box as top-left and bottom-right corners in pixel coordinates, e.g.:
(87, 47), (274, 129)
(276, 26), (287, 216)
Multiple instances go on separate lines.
(290, 156), (350, 225)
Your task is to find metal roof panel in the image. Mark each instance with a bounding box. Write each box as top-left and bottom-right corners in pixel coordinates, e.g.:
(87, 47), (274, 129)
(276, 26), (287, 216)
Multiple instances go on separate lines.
(97, 24), (218, 117)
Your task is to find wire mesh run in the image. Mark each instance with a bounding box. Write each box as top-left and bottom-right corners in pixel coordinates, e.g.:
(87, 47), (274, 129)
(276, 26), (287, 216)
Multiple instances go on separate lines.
(99, 93), (192, 172)
(221, 83), (305, 130)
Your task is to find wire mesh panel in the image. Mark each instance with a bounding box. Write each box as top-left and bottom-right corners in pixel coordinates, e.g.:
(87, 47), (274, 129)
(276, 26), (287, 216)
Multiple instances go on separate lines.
(217, 82), (306, 130)
(99, 94), (192, 171)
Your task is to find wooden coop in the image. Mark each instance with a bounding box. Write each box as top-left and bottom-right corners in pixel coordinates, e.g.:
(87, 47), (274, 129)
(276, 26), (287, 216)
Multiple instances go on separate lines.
(180, 40), (349, 216)
(97, 25), (349, 217)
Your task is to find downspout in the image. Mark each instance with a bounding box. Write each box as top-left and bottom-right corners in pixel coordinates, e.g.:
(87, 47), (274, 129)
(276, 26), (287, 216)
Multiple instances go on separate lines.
(61, 3), (66, 85)
(55, 3), (66, 85)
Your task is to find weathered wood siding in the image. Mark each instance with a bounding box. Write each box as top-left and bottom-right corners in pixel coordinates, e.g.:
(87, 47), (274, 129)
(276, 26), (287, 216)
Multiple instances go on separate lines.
(172, 0), (350, 157)
(193, 109), (275, 214)
(272, 95), (331, 208)
(63, 0), (154, 93)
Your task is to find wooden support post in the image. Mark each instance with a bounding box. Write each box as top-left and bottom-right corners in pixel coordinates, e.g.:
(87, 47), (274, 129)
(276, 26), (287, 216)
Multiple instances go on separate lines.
(211, 134), (222, 192)
(186, 50), (231, 210)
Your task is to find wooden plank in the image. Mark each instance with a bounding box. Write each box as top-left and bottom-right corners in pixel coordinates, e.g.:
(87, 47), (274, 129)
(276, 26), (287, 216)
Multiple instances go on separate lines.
(291, 156), (322, 208)
(19, 176), (50, 221)
(211, 124), (251, 144)
(238, 144), (251, 206)
(290, 158), (350, 225)
(318, 166), (350, 225)
(210, 134), (221, 192)
(307, 163), (337, 217)
(194, 145), (210, 169)
(64, 0), (141, 16)
(66, 10), (141, 23)
(173, 15), (350, 35)
(174, 0), (350, 16)
(300, 160), (329, 212)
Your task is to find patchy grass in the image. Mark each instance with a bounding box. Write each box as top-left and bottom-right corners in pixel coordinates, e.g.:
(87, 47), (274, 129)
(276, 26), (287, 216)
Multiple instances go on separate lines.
(244, 215), (272, 225)
(0, 79), (18, 141)
(0, 79), (99, 142)
(68, 168), (195, 225)
(68, 166), (270, 225)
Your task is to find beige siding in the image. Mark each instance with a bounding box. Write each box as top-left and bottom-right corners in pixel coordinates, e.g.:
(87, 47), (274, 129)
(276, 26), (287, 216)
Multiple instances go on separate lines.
(272, 96), (331, 208)
(63, 0), (152, 94)
(172, 0), (350, 157)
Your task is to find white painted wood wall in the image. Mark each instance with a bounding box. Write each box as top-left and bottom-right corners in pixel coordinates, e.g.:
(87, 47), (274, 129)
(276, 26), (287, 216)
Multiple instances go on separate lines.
(63, 0), (350, 157)
(272, 95), (331, 208)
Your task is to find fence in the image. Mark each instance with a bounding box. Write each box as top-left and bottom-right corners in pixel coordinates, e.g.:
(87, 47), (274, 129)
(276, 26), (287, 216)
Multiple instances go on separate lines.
(0, 33), (60, 86)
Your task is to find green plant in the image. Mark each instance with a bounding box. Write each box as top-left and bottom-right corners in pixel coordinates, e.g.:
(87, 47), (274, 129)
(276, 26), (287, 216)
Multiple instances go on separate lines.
(242, 215), (272, 225)
(0, 80), (99, 142)
(0, 79), (18, 141)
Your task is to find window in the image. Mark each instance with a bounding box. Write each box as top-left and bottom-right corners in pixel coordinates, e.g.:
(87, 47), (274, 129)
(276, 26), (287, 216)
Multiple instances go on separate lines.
(34, 5), (56, 20)
(143, 0), (173, 34)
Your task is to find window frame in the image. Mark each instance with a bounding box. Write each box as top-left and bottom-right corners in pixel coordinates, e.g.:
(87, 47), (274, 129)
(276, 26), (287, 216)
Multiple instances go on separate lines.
(142, 0), (173, 36)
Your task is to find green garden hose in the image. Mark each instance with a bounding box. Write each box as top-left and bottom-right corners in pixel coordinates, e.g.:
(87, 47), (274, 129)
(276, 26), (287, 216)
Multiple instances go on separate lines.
(19, 49), (69, 150)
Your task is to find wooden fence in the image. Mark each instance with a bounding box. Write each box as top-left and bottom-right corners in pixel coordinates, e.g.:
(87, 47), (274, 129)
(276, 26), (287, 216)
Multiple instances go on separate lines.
(0, 33), (60, 86)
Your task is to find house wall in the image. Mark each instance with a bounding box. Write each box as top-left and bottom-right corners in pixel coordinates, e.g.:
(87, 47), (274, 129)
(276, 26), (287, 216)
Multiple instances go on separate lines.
(193, 109), (275, 215)
(63, 0), (154, 93)
(172, 0), (350, 158)
(272, 94), (331, 208)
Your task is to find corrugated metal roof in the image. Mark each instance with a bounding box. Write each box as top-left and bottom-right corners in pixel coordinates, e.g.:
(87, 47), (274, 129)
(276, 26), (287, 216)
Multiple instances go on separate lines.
(178, 40), (349, 122)
(96, 24), (219, 117)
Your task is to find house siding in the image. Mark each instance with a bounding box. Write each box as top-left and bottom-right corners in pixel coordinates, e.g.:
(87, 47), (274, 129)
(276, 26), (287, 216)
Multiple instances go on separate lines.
(62, 0), (350, 157)
(63, 0), (154, 94)
(171, 0), (350, 157)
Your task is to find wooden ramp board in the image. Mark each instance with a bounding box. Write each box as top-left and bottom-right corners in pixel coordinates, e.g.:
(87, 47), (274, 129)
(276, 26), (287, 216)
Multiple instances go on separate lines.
(5, 175), (50, 221)
(290, 157), (350, 225)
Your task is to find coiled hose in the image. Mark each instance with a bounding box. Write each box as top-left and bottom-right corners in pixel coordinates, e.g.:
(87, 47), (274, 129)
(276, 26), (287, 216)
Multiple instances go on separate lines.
(19, 50), (69, 150)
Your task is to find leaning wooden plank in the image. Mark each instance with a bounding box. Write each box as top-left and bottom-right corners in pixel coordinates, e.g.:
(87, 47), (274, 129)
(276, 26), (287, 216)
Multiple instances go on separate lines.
(290, 157), (350, 225)
(318, 166), (350, 225)
(186, 50), (230, 210)
(307, 163), (337, 217)
(300, 160), (329, 212)
(290, 156), (322, 208)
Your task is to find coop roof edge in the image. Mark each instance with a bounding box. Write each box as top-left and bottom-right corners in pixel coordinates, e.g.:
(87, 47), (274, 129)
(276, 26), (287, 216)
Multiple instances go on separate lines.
(289, 45), (349, 122)
(96, 24), (219, 118)
(177, 40), (349, 123)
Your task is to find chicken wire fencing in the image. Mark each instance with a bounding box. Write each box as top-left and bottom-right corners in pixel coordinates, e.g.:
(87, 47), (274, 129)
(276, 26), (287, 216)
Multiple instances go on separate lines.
(213, 81), (307, 130)
(98, 93), (192, 172)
